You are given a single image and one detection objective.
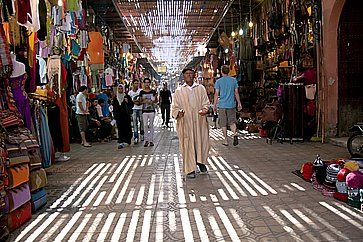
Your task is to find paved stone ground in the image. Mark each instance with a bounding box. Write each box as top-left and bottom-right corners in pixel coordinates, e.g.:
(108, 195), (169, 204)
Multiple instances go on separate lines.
(10, 115), (363, 241)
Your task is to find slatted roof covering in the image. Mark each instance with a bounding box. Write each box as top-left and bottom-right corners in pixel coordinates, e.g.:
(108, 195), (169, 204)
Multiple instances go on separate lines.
(88, 0), (141, 53)
(113, 0), (234, 72)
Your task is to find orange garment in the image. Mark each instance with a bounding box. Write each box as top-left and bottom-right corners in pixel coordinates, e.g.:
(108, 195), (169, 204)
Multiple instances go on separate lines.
(28, 32), (36, 68)
(2, 23), (10, 44)
(87, 32), (104, 65)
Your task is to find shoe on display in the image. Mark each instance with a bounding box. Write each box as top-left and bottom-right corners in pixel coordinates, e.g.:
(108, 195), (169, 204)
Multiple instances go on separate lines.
(186, 171), (196, 179)
(144, 141), (149, 147)
(134, 138), (139, 144)
(141, 135), (144, 141)
(233, 136), (238, 146)
(149, 142), (154, 146)
(198, 163), (208, 173)
(118, 143), (125, 149)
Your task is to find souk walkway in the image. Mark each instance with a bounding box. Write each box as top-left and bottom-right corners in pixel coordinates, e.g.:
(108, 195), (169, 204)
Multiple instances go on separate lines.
(10, 115), (363, 241)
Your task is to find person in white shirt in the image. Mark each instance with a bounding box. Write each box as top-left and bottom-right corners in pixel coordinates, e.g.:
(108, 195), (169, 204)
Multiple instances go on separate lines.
(76, 86), (91, 147)
(128, 79), (144, 144)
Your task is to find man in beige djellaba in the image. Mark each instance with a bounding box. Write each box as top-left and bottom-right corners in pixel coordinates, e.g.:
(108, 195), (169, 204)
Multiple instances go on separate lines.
(171, 68), (210, 178)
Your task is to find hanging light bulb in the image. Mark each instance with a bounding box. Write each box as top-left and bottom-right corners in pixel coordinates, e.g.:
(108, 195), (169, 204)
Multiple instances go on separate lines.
(239, 28), (243, 36)
(231, 31), (236, 37)
(225, 48), (229, 54)
(58, 0), (63, 6)
(248, 0), (253, 28)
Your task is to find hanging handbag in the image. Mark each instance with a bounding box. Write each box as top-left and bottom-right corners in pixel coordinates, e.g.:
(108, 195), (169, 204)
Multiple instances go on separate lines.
(261, 102), (282, 122)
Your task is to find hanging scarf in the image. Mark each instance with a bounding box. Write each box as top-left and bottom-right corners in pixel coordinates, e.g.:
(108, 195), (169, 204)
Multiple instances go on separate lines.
(0, 23), (13, 78)
(116, 84), (126, 105)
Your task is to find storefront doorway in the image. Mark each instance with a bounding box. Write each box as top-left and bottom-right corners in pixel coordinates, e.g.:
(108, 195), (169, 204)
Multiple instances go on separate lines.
(338, 0), (363, 136)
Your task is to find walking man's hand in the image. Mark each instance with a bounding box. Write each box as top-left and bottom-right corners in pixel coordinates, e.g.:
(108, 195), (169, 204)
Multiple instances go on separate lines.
(237, 103), (242, 112)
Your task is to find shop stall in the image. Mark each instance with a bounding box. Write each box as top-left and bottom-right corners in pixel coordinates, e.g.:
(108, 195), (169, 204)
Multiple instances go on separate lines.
(209, 0), (320, 141)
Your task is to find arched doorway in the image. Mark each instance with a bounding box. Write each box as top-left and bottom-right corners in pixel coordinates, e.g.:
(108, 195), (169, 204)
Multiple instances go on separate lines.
(338, 0), (363, 136)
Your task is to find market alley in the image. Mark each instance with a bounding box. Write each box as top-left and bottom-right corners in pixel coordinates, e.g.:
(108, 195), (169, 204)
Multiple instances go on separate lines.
(9, 116), (363, 241)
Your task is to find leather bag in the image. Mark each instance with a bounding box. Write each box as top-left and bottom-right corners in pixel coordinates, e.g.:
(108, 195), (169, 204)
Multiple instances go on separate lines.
(29, 168), (47, 192)
(0, 110), (23, 129)
(261, 102), (282, 122)
(6, 164), (29, 189)
(4, 183), (31, 213)
(28, 148), (42, 169)
(7, 201), (32, 232)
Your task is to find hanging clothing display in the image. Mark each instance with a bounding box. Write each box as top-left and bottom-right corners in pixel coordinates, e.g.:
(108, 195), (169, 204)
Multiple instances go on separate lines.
(7, 74), (32, 130)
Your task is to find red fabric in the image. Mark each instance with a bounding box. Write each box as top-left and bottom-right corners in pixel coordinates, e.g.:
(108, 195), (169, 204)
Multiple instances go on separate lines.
(337, 168), (351, 182)
(16, 0), (31, 25)
(259, 129), (267, 138)
(333, 192), (348, 202)
(55, 64), (70, 153)
(304, 100), (315, 117)
(7, 202), (32, 232)
(302, 69), (317, 85)
(301, 162), (314, 181)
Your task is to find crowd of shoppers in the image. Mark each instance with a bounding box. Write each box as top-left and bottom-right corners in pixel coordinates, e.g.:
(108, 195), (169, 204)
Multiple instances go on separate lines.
(72, 77), (162, 149)
(72, 65), (242, 180)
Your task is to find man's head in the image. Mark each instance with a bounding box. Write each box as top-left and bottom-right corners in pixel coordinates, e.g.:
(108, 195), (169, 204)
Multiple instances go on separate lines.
(79, 85), (88, 94)
(98, 98), (105, 106)
(182, 68), (195, 86)
(143, 78), (151, 89)
(162, 82), (168, 90)
(132, 79), (139, 90)
(221, 65), (230, 76)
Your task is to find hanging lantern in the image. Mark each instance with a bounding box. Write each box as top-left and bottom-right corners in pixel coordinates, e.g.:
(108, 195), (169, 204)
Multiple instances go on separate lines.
(239, 28), (243, 36)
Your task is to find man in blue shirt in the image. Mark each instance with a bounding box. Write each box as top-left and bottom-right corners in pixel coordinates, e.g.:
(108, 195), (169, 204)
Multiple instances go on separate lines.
(213, 65), (242, 146)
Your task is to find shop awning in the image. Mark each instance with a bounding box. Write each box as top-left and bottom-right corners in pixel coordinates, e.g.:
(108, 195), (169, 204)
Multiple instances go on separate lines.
(136, 58), (161, 81)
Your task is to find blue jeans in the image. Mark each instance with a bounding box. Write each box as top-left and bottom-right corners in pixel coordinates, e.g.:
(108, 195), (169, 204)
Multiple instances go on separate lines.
(132, 109), (144, 139)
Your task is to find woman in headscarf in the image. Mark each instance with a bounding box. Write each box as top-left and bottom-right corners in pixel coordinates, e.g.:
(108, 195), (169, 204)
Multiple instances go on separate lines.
(113, 84), (133, 149)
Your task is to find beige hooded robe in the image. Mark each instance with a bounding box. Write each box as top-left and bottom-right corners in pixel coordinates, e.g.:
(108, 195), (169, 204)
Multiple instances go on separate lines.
(171, 83), (210, 174)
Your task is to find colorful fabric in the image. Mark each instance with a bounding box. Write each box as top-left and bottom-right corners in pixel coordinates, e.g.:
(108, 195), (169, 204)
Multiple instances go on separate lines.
(39, 106), (54, 168)
(7, 73), (32, 130)
(88, 32), (104, 64)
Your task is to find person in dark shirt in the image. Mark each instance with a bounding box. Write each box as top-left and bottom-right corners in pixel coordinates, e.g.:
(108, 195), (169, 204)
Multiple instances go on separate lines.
(159, 82), (172, 127)
(88, 99), (112, 142)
